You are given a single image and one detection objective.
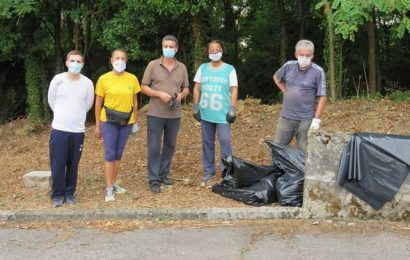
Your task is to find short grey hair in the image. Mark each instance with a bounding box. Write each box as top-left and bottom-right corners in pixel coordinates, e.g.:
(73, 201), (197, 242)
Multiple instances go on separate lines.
(162, 35), (178, 47)
(295, 39), (314, 53)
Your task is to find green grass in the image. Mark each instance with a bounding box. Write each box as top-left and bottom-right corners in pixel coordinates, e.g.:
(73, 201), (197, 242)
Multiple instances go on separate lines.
(387, 90), (410, 102)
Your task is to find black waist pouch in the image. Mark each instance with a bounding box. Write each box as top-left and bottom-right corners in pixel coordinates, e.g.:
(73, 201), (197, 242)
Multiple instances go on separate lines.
(104, 106), (132, 126)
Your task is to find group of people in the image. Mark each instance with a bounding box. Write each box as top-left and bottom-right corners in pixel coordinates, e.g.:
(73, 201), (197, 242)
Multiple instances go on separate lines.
(47, 36), (326, 207)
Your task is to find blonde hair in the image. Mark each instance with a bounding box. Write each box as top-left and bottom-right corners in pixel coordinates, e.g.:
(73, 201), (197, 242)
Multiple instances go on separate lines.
(295, 40), (314, 53)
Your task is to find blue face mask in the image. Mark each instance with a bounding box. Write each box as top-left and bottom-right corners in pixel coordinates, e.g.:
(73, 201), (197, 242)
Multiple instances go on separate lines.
(68, 62), (83, 75)
(163, 48), (176, 58)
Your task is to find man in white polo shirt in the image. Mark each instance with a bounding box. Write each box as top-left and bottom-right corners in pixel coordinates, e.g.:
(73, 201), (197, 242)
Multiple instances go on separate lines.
(48, 50), (94, 207)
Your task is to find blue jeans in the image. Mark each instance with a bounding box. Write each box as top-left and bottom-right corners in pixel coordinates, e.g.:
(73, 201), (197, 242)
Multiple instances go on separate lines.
(147, 116), (180, 185)
(49, 129), (84, 199)
(274, 116), (312, 152)
(201, 120), (232, 175)
(100, 122), (132, 162)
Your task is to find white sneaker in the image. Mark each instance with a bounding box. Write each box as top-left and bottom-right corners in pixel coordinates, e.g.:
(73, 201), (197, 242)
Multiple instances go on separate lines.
(105, 187), (115, 202)
(113, 183), (127, 194)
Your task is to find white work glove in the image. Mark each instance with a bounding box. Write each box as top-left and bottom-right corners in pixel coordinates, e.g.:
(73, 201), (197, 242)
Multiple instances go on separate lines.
(132, 123), (139, 134)
(309, 118), (321, 130)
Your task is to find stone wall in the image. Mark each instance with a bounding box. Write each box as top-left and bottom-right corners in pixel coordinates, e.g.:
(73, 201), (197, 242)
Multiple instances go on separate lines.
(303, 130), (410, 221)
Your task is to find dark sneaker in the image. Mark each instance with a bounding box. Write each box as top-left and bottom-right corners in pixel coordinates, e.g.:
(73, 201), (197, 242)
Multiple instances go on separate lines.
(150, 183), (161, 193)
(52, 196), (64, 208)
(161, 177), (174, 186)
(65, 195), (76, 206)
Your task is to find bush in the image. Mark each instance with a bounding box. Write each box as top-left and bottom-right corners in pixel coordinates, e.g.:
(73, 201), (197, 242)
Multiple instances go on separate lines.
(388, 91), (410, 102)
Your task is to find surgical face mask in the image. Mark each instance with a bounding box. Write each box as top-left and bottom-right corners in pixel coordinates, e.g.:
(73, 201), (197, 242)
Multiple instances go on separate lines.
(209, 52), (223, 61)
(68, 62), (83, 75)
(163, 48), (176, 58)
(112, 60), (126, 73)
(297, 55), (312, 68)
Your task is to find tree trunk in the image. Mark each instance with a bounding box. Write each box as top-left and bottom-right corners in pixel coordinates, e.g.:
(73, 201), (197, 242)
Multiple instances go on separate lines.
(367, 17), (377, 94)
(278, 0), (287, 64)
(324, 1), (336, 101)
(66, 18), (75, 51)
(298, 0), (305, 38)
(191, 17), (202, 72)
(222, 0), (239, 64)
(83, 14), (92, 76)
(53, 2), (64, 74)
(74, 23), (80, 50)
(25, 55), (45, 120)
(40, 63), (50, 121)
(338, 40), (344, 98)
(375, 13), (382, 92)
(74, 0), (81, 50)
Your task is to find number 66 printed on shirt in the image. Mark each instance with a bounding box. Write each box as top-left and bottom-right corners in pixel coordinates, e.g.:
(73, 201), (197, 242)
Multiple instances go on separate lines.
(199, 93), (224, 111)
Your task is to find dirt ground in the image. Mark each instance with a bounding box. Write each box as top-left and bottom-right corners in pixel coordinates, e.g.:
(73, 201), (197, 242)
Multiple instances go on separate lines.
(0, 98), (409, 210)
(1, 218), (410, 236)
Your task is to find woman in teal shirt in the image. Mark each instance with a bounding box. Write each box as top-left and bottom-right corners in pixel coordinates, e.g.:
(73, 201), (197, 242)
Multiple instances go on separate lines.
(192, 40), (239, 187)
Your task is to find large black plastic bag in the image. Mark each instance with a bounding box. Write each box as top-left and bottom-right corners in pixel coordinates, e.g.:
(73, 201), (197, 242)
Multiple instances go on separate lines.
(212, 173), (279, 206)
(337, 132), (410, 210)
(265, 141), (305, 207)
(221, 155), (282, 187)
(212, 155), (283, 206)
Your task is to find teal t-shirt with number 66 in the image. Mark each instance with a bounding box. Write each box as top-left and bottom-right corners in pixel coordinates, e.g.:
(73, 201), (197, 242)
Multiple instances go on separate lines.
(194, 62), (238, 124)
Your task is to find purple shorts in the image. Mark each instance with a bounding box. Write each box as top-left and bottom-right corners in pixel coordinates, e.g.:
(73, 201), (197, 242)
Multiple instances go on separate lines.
(100, 122), (132, 162)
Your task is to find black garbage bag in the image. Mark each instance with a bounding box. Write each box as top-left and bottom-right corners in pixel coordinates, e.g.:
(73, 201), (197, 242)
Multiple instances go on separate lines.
(336, 132), (410, 210)
(265, 141), (305, 207)
(212, 155), (283, 206)
(275, 173), (305, 207)
(212, 173), (280, 206)
(221, 155), (282, 187)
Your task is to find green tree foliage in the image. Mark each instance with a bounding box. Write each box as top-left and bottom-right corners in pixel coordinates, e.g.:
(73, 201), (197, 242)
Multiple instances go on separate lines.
(100, 0), (209, 61)
(24, 56), (46, 120)
(316, 0), (410, 96)
(0, 0), (410, 124)
(0, 0), (50, 120)
(0, 0), (118, 121)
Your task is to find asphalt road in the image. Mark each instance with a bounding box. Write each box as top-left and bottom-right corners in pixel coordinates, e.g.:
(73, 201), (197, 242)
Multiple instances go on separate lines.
(1, 223), (410, 259)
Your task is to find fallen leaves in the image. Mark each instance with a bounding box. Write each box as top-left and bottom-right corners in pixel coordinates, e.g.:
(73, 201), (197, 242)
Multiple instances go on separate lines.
(0, 98), (409, 210)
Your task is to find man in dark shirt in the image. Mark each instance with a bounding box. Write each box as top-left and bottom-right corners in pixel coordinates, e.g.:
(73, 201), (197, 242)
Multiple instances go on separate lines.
(273, 39), (327, 152)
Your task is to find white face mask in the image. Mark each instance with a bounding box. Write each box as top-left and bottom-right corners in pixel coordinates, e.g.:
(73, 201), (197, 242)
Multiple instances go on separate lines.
(112, 60), (126, 73)
(209, 52), (223, 61)
(297, 56), (312, 68)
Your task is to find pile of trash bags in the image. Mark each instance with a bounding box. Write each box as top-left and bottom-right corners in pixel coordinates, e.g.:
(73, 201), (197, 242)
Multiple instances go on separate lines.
(212, 132), (410, 209)
(212, 141), (305, 207)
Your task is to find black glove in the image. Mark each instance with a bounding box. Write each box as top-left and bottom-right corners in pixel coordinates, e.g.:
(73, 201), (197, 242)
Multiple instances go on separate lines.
(226, 106), (236, 124)
(169, 93), (179, 110)
(192, 104), (201, 122)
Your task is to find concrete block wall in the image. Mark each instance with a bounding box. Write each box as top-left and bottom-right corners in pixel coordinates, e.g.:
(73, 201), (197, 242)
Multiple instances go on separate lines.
(303, 130), (410, 221)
